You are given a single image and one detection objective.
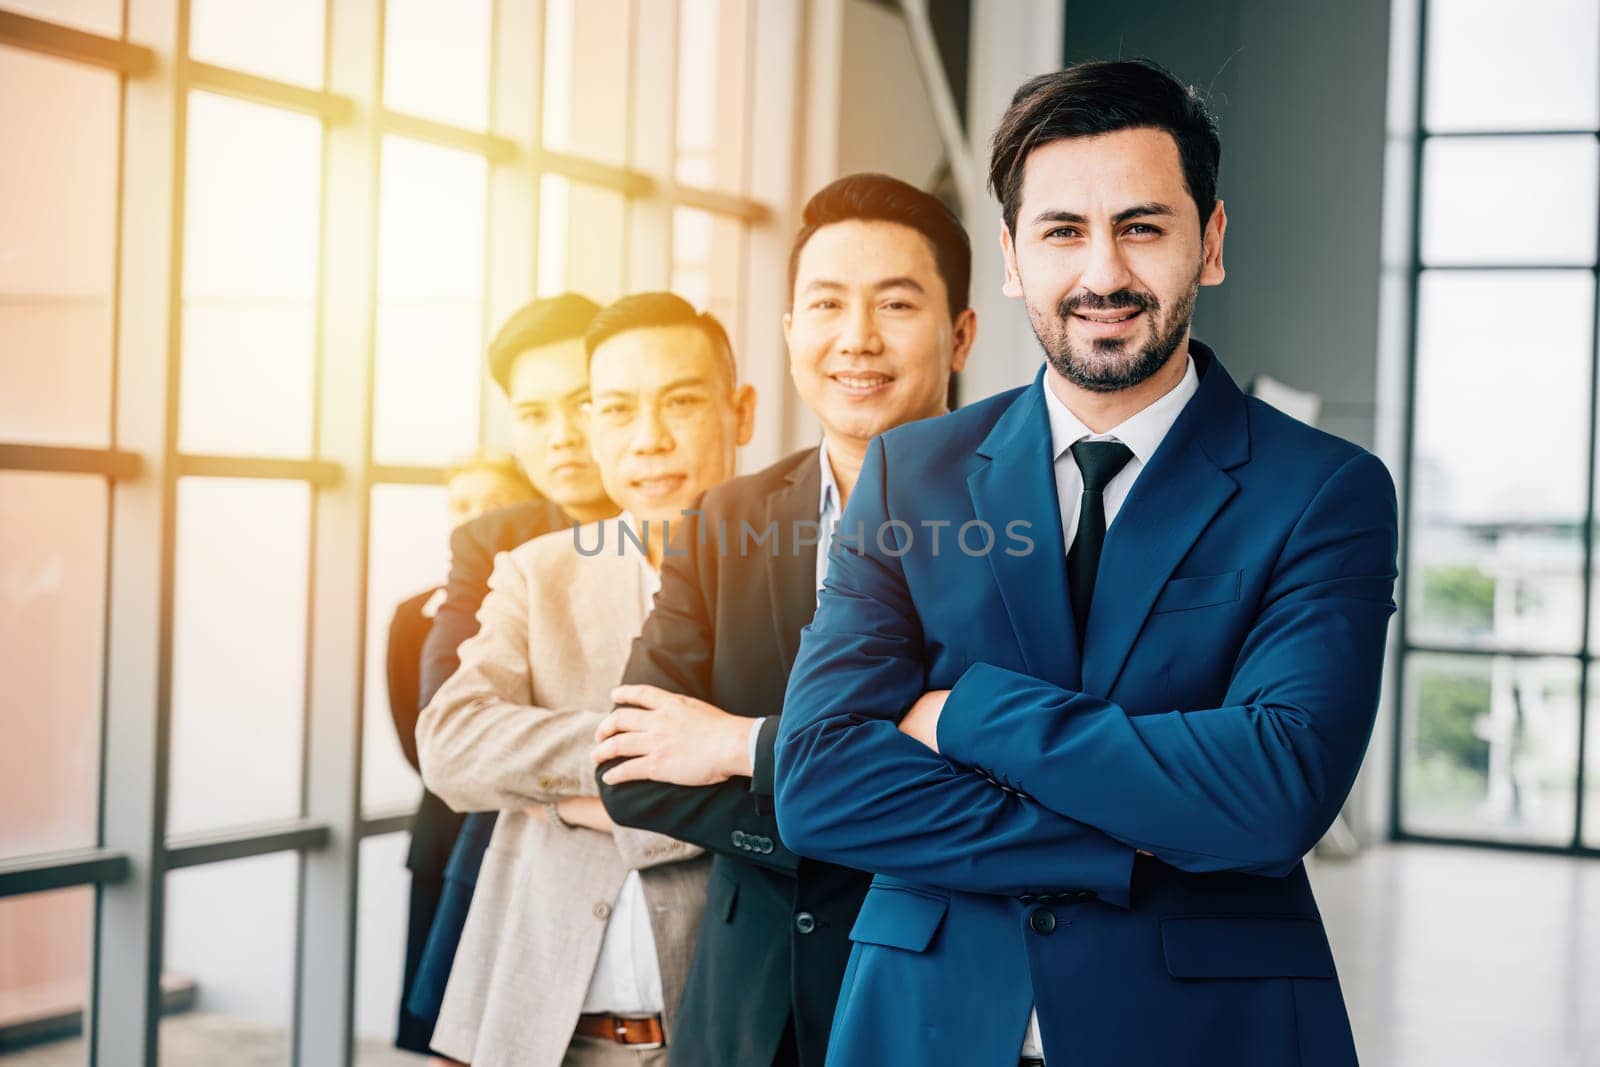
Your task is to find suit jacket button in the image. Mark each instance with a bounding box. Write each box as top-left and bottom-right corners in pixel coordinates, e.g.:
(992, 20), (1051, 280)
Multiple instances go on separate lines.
(760, 837), (774, 854)
(1029, 908), (1057, 935)
(594, 902), (613, 920)
(795, 912), (817, 935)
(732, 830), (747, 849)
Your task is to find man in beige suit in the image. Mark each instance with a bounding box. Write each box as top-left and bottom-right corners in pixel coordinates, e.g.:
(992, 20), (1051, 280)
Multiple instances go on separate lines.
(418, 292), (758, 1067)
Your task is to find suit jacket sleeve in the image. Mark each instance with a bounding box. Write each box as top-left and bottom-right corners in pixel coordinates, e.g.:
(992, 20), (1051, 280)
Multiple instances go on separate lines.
(776, 437), (1137, 904)
(936, 451), (1399, 877)
(418, 518), (497, 713)
(417, 551), (700, 872)
(385, 593), (430, 774)
(597, 513), (799, 874)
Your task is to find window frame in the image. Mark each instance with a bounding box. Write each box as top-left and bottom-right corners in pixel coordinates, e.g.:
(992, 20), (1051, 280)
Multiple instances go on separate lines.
(1389, 0), (1600, 859)
(0, 0), (796, 1061)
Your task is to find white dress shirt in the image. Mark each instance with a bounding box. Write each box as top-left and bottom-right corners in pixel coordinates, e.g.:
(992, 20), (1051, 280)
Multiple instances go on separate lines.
(1020, 354), (1199, 1059)
(581, 550), (667, 1015)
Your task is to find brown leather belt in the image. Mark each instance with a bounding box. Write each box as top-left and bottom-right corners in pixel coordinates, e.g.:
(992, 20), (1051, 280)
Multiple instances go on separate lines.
(574, 1012), (665, 1049)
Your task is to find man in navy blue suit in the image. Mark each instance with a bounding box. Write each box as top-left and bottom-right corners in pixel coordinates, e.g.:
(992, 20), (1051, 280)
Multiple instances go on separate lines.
(775, 59), (1398, 1067)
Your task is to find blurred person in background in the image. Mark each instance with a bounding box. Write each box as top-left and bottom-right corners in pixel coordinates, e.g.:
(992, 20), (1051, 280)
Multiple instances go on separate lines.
(592, 173), (976, 1067)
(399, 294), (618, 1063)
(417, 291), (757, 1066)
(388, 449), (538, 773)
(389, 449), (537, 1055)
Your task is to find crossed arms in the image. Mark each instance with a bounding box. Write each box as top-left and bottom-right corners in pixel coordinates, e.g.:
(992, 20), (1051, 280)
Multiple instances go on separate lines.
(416, 550), (698, 871)
(774, 438), (1398, 894)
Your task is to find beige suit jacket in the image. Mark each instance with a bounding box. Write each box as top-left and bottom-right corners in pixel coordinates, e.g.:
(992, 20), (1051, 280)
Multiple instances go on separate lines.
(417, 523), (707, 1067)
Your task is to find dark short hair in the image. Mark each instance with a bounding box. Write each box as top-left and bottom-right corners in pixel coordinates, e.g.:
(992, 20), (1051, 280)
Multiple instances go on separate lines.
(988, 58), (1221, 233)
(486, 292), (602, 395)
(788, 173), (971, 317)
(583, 292), (737, 386)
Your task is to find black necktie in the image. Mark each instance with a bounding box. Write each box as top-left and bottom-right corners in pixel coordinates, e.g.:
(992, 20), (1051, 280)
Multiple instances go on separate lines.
(1067, 439), (1134, 638)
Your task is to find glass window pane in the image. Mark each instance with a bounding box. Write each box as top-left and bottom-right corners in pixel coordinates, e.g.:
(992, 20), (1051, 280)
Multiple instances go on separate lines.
(1588, 680), (1600, 848)
(536, 175), (627, 302)
(363, 485), (450, 817)
(1421, 136), (1599, 267)
(162, 853), (297, 1063)
(373, 138), (485, 467)
(671, 207), (746, 348)
(676, 0), (750, 192)
(0, 886), (93, 1062)
(1425, 0), (1600, 132)
(0, 473), (105, 860)
(383, 0), (491, 130)
(1408, 271), (1592, 652)
(4, 0), (120, 36)
(354, 833), (416, 1062)
(541, 0), (632, 165)
(1401, 653), (1578, 844)
(169, 479), (309, 837)
(0, 45), (118, 448)
(180, 93), (321, 459)
(189, 0), (325, 88)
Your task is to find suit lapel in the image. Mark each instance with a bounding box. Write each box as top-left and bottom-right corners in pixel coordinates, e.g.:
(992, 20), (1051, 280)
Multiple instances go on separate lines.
(579, 523), (646, 670)
(1081, 344), (1251, 697)
(766, 450), (823, 672)
(968, 372), (1081, 691)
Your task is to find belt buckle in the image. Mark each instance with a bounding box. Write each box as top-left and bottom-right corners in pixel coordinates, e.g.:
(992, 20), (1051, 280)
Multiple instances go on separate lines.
(614, 1013), (664, 1051)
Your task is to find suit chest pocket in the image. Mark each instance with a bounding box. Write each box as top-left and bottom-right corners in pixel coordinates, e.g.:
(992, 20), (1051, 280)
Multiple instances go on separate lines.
(1151, 570), (1242, 614)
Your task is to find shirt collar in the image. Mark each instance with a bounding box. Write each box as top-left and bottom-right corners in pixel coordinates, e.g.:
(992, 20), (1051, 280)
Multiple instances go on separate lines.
(818, 439), (841, 518)
(1043, 353), (1200, 466)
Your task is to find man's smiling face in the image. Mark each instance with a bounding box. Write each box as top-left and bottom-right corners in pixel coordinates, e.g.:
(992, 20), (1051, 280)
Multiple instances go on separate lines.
(784, 219), (973, 446)
(1000, 126), (1225, 393)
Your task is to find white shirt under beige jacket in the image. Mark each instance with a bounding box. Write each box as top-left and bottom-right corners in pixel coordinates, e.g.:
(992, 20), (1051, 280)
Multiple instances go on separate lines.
(417, 521), (708, 1067)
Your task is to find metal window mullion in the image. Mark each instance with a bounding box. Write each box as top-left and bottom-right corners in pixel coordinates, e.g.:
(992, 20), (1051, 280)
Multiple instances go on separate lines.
(1390, 0), (1432, 843)
(535, 146), (655, 197)
(742, 0), (802, 464)
(186, 60), (355, 122)
(368, 463), (447, 485)
(174, 453), (342, 485)
(481, 0), (543, 452)
(1573, 35), (1600, 851)
(378, 108), (517, 162)
(1395, 830), (1600, 857)
(165, 820), (331, 870)
(0, 850), (130, 899)
(625, 0), (672, 293)
(1422, 126), (1600, 138)
(661, 181), (770, 224)
(93, 0), (185, 1061)
(293, 0), (383, 1062)
(0, 443), (142, 478)
(0, 9), (154, 74)
(1404, 641), (1587, 661)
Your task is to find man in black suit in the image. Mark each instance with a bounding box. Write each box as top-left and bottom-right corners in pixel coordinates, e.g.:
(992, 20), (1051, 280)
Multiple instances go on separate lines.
(397, 293), (618, 1059)
(592, 174), (977, 1067)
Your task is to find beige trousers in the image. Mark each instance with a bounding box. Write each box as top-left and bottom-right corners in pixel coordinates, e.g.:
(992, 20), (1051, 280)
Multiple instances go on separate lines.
(560, 1034), (669, 1067)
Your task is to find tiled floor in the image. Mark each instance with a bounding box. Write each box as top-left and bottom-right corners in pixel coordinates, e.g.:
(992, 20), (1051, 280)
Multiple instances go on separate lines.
(4, 844), (1596, 1065)
(1311, 844), (1600, 1066)
(0, 1014), (425, 1066)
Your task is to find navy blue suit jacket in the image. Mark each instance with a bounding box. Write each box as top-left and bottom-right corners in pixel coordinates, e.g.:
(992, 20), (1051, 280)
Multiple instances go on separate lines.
(775, 343), (1397, 1066)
